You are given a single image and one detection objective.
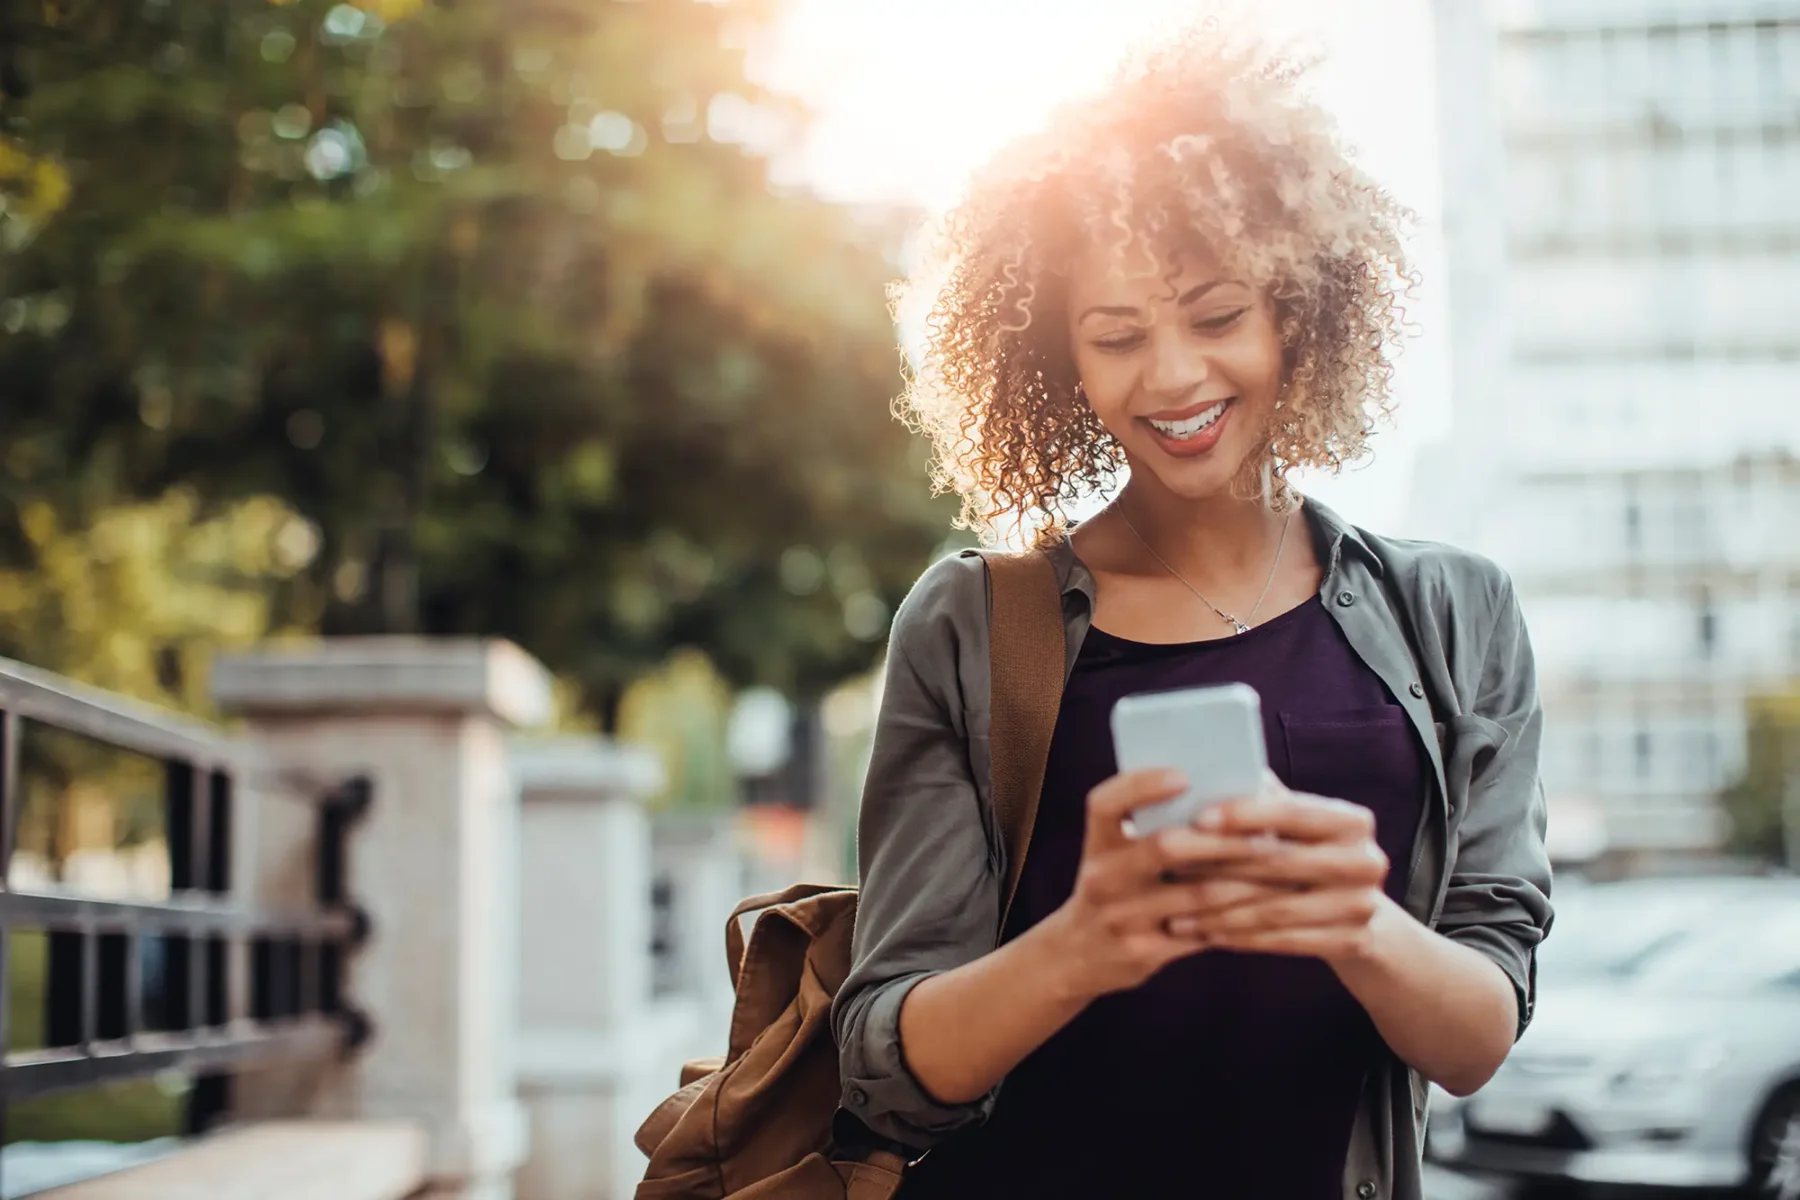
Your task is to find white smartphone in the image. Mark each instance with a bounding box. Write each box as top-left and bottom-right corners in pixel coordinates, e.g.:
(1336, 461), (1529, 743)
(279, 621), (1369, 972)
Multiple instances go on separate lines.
(1109, 683), (1267, 837)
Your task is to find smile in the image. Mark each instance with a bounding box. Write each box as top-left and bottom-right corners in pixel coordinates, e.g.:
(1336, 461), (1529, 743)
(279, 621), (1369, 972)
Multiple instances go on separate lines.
(1144, 401), (1231, 444)
(1146, 399), (1232, 441)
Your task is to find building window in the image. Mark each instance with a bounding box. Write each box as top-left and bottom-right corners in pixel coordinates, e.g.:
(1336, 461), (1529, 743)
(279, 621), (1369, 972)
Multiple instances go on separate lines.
(1634, 729), (1652, 779)
(1698, 599), (1717, 658)
(1625, 500), (1642, 551)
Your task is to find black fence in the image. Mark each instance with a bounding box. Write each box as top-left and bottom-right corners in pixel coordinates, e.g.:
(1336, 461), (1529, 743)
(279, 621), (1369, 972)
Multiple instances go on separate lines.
(0, 656), (372, 1143)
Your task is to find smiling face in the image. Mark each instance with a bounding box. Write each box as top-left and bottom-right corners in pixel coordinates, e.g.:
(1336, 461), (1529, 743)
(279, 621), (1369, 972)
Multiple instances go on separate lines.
(1066, 242), (1285, 503)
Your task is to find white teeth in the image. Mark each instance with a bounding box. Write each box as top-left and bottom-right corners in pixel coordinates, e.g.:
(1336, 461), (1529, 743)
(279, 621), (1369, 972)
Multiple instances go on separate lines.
(1148, 401), (1228, 439)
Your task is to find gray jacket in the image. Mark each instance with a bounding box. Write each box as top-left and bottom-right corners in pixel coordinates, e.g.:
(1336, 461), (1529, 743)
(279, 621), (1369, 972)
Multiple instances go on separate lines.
(831, 498), (1554, 1200)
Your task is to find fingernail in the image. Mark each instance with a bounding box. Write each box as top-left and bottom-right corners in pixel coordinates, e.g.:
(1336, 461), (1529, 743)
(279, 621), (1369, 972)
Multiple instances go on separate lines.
(1195, 806), (1224, 829)
(1161, 769), (1188, 790)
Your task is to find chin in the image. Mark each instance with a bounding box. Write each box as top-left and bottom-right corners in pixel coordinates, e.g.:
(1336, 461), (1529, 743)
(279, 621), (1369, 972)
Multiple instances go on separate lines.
(1147, 464), (1242, 502)
(1124, 439), (1263, 503)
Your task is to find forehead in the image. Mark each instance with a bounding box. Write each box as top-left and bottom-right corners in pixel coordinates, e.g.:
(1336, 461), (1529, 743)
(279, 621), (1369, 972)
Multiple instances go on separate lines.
(1064, 236), (1232, 307)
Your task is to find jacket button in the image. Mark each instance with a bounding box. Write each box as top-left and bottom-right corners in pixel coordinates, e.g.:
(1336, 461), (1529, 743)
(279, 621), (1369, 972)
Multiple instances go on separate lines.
(848, 1086), (868, 1107)
(1336, 590), (1356, 607)
(1356, 1182), (1377, 1199)
(1408, 681), (1425, 699)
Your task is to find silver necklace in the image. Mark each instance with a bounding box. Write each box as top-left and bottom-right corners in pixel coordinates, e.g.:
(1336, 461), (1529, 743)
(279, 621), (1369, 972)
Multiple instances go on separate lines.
(1117, 508), (1293, 636)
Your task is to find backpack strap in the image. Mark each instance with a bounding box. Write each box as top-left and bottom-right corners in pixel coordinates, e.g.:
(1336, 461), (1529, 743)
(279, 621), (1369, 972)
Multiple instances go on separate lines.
(975, 547), (1067, 937)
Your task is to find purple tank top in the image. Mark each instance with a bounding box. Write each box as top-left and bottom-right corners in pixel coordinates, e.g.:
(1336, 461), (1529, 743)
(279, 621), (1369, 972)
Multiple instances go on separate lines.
(905, 596), (1426, 1199)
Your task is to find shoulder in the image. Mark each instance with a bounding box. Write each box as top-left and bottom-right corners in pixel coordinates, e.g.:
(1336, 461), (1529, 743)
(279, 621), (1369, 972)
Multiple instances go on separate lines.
(1307, 499), (1516, 623)
(886, 551), (989, 665)
(1362, 530), (1514, 605)
(1351, 527), (1524, 647)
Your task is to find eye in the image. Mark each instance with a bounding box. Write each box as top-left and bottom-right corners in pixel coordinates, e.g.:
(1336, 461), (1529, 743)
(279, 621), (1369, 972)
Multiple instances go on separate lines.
(1192, 306), (1250, 332)
(1091, 332), (1145, 353)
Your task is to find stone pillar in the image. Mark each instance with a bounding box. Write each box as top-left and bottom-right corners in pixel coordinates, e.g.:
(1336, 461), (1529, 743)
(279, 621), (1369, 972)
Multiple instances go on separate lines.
(214, 638), (551, 1200)
(510, 737), (692, 1200)
(650, 811), (745, 1023)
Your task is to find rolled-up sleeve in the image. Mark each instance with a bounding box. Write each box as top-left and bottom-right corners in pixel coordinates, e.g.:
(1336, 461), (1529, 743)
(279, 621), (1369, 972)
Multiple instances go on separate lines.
(831, 554), (1003, 1149)
(1436, 572), (1555, 1039)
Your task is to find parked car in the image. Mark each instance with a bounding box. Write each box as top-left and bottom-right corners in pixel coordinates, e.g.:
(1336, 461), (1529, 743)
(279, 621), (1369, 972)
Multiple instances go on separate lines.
(1535, 874), (1792, 987)
(1428, 878), (1800, 1196)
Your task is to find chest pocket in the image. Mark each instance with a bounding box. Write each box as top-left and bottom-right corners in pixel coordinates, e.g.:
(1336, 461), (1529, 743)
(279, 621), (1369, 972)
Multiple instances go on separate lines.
(1279, 707), (1426, 902)
(1280, 707), (1420, 806)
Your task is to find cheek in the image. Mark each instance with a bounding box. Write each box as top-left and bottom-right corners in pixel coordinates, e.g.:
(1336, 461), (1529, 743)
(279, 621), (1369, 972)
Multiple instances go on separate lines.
(1226, 324), (1286, 397)
(1071, 348), (1132, 412)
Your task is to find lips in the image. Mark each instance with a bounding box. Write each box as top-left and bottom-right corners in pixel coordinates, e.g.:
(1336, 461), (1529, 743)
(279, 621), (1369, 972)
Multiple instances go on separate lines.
(1140, 397), (1235, 458)
(1145, 396), (1234, 424)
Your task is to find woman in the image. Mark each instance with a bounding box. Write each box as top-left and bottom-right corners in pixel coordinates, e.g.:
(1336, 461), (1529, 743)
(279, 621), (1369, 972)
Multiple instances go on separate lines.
(831, 24), (1553, 1200)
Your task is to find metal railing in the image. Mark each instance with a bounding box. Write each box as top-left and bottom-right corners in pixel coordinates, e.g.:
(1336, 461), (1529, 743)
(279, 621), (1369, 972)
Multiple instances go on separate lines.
(0, 656), (371, 1138)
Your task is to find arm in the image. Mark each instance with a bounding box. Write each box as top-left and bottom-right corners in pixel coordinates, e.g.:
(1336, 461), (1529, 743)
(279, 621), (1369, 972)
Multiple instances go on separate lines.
(1346, 571), (1553, 1094)
(832, 557), (1007, 1146)
(1429, 573), (1555, 1045)
(1185, 797), (1519, 1096)
(894, 917), (1092, 1105)
(1190, 573), (1553, 1096)
(1330, 896), (1519, 1097)
(1342, 575), (1552, 1093)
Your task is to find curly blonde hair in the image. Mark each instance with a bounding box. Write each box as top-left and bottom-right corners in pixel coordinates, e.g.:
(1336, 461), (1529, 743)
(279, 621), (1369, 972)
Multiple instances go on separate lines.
(895, 22), (1417, 545)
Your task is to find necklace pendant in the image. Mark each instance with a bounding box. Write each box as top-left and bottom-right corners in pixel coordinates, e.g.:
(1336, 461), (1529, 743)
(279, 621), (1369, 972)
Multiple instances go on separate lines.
(1227, 616), (1251, 635)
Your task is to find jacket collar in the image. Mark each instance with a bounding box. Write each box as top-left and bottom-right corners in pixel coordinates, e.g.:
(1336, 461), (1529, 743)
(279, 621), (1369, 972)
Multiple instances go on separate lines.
(1303, 495), (1386, 579)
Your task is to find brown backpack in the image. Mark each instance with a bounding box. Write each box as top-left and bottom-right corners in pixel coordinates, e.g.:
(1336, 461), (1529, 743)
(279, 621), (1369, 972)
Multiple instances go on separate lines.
(633, 548), (1067, 1199)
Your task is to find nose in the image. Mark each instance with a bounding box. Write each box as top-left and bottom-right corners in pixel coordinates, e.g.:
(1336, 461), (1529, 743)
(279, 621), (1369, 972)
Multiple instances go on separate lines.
(1142, 326), (1211, 401)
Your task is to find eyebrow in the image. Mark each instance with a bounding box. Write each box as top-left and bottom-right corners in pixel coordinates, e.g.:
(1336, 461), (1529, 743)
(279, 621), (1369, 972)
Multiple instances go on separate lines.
(1077, 280), (1237, 324)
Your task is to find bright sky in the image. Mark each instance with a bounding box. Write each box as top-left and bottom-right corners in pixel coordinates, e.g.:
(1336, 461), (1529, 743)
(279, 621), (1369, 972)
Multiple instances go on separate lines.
(760, 0), (1451, 535)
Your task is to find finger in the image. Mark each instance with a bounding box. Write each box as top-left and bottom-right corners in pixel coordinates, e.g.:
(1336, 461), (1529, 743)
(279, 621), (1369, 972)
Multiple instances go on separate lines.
(1178, 887), (1381, 937)
(1153, 827), (1284, 872)
(1203, 792), (1374, 844)
(1197, 840), (1388, 890)
(1108, 877), (1290, 932)
(1081, 825), (1251, 901)
(1203, 926), (1375, 958)
(1085, 769), (1187, 852)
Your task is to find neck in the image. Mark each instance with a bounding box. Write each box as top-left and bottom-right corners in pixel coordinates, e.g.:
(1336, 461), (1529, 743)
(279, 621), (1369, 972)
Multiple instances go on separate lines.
(1111, 476), (1292, 580)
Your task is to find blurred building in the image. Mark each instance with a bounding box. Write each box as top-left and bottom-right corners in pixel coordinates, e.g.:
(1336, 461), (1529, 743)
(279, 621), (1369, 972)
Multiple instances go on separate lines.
(1424, 0), (1800, 858)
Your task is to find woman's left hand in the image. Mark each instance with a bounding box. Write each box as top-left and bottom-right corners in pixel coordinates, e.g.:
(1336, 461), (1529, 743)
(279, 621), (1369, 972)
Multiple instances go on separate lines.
(1167, 777), (1393, 963)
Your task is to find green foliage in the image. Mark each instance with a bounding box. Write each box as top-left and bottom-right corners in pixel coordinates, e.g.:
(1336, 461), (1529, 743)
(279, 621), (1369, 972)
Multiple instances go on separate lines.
(0, 489), (312, 868)
(617, 646), (736, 810)
(0, 491), (311, 710)
(1721, 689), (1800, 867)
(0, 0), (951, 717)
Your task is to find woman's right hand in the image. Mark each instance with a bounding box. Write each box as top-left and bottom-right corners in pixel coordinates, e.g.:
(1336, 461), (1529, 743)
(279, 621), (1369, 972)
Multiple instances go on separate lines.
(1040, 768), (1279, 999)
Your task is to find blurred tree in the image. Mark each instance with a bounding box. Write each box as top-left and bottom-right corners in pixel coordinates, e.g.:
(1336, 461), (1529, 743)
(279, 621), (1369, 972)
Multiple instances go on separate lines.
(0, 491), (313, 710)
(0, 488), (314, 870)
(0, 0), (950, 721)
(1721, 689), (1800, 868)
(616, 646), (735, 811)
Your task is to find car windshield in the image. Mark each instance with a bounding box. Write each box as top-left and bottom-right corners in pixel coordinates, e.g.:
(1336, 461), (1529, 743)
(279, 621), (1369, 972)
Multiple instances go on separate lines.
(1624, 901), (1800, 996)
